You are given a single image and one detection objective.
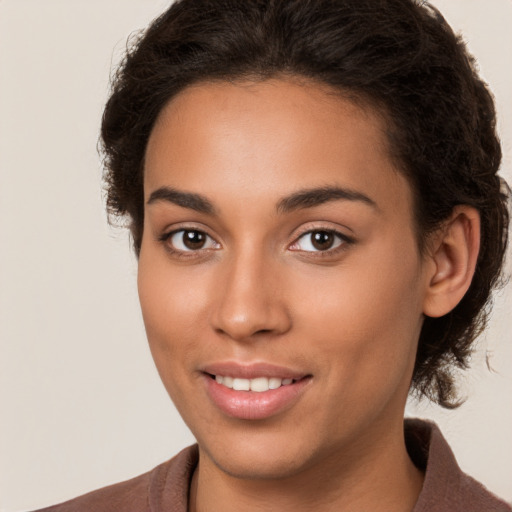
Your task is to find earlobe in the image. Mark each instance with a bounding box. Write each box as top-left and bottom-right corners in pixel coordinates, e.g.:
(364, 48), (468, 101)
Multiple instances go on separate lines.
(422, 206), (481, 318)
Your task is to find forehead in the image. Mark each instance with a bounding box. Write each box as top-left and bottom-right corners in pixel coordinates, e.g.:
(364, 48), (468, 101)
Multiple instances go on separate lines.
(144, 78), (412, 219)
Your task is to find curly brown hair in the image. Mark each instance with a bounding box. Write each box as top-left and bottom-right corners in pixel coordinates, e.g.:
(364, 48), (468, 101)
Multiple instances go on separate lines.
(100, 0), (509, 407)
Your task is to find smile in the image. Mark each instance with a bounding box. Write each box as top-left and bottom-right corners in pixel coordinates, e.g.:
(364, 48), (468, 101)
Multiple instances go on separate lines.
(204, 368), (311, 420)
(213, 375), (296, 392)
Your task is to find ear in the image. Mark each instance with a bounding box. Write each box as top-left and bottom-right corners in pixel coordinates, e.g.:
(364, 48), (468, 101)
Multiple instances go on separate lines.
(422, 206), (481, 318)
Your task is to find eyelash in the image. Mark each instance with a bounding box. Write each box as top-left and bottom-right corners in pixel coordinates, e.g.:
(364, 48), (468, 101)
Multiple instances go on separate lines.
(289, 228), (354, 257)
(158, 226), (354, 259)
(158, 227), (219, 259)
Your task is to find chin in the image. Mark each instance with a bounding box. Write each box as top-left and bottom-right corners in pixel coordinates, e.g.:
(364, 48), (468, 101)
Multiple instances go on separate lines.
(196, 426), (324, 481)
(207, 449), (313, 481)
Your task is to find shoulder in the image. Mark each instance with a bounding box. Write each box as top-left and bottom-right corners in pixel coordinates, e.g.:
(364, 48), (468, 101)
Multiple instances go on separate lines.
(406, 419), (512, 512)
(33, 471), (152, 512)
(31, 445), (198, 512)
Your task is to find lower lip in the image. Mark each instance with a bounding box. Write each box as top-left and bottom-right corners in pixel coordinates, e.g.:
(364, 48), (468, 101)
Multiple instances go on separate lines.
(204, 375), (311, 420)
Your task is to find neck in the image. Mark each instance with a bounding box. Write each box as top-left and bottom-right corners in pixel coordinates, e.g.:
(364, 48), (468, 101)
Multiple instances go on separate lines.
(189, 420), (424, 512)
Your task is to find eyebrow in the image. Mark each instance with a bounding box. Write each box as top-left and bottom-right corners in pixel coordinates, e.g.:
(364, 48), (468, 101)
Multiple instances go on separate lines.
(276, 186), (377, 213)
(146, 184), (377, 216)
(146, 187), (216, 215)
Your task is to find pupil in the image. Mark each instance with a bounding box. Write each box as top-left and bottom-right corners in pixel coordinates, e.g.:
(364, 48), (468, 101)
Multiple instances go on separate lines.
(312, 231), (334, 250)
(183, 230), (205, 249)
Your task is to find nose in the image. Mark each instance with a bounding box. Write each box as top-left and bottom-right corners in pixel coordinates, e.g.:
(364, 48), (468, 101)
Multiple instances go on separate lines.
(211, 251), (292, 341)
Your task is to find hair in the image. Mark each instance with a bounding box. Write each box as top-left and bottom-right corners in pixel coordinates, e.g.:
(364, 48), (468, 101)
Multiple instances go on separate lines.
(100, 0), (509, 407)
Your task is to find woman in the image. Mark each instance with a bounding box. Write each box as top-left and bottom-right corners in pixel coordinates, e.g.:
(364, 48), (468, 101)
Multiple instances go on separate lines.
(22, 0), (510, 510)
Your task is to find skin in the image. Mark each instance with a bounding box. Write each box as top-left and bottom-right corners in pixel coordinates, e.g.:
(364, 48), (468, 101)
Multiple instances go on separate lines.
(138, 78), (478, 511)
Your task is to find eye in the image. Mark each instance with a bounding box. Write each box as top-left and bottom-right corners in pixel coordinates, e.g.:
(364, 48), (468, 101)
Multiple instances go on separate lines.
(290, 230), (348, 252)
(166, 229), (219, 252)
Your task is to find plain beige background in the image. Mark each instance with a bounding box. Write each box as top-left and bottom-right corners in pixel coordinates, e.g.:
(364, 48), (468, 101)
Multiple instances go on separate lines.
(0, 1), (511, 510)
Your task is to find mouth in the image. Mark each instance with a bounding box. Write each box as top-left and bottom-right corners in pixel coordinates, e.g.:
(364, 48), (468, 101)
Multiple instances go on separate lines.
(208, 374), (300, 392)
(201, 364), (312, 420)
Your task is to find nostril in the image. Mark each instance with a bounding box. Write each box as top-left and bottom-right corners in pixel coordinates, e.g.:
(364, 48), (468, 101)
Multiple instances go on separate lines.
(211, 300), (292, 341)
(255, 329), (272, 335)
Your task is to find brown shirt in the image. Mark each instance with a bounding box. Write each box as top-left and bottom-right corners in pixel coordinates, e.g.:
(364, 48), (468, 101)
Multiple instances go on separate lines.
(33, 420), (511, 511)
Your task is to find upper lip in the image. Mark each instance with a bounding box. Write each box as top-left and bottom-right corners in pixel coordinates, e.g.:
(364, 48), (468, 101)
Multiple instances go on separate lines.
(201, 361), (309, 380)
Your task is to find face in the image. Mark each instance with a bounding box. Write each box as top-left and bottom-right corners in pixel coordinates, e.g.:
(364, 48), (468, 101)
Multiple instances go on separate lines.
(138, 79), (432, 479)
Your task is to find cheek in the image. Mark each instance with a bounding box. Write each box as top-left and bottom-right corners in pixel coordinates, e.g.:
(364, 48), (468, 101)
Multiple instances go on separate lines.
(139, 247), (209, 324)
(137, 253), (210, 381)
(290, 245), (424, 387)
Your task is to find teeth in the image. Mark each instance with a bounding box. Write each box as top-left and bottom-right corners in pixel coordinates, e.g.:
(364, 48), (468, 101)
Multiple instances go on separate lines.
(269, 377), (282, 389)
(214, 375), (296, 392)
(250, 377), (269, 392)
(222, 376), (234, 388)
(233, 378), (250, 391)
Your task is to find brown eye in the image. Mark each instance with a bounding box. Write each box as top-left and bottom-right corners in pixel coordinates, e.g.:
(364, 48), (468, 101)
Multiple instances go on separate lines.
(183, 230), (206, 249)
(311, 231), (335, 250)
(291, 229), (347, 253)
(168, 229), (219, 252)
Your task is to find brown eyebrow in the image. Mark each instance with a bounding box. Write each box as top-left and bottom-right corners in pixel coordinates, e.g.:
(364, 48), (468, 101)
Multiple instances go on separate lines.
(276, 186), (377, 213)
(146, 187), (217, 215)
(146, 184), (376, 216)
